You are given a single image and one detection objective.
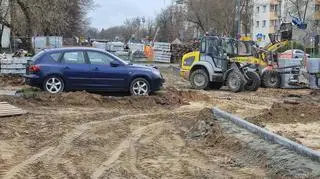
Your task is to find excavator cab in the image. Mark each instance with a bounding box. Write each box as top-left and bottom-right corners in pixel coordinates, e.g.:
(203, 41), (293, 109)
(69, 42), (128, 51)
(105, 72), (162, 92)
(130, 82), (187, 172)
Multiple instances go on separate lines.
(199, 36), (229, 71)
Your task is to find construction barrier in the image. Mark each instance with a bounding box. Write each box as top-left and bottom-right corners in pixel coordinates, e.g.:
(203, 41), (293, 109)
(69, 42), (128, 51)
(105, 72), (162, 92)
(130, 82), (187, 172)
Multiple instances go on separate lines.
(153, 42), (171, 63)
(0, 55), (30, 75)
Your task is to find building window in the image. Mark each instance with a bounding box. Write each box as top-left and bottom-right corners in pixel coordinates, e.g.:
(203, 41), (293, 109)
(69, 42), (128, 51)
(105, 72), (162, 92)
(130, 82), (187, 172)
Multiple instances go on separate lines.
(256, 21), (260, 27)
(263, 20), (266, 27)
(256, 6), (260, 13)
(270, 4), (278, 13)
(263, 5), (267, 13)
(315, 20), (320, 26)
(270, 20), (278, 27)
(316, 5), (320, 11)
(270, 20), (274, 27)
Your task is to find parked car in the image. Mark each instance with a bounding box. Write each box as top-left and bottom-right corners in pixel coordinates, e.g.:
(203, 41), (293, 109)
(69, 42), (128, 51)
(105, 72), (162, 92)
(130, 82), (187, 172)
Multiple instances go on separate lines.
(281, 49), (310, 58)
(24, 47), (164, 95)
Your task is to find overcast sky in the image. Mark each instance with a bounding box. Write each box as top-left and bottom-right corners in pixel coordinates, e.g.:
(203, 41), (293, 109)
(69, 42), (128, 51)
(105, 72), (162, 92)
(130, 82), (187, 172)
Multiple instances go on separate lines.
(88, 0), (171, 29)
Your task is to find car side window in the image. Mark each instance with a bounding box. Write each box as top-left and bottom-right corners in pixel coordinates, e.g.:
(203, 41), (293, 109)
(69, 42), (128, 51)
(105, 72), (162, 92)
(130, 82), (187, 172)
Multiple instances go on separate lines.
(62, 51), (85, 64)
(50, 53), (62, 62)
(87, 51), (114, 65)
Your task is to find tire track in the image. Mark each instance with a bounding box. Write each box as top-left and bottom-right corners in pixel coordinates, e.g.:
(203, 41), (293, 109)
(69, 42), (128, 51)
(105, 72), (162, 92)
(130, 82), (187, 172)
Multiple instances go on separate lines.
(2, 107), (202, 179)
(91, 122), (163, 179)
(2, 147), (54, 179)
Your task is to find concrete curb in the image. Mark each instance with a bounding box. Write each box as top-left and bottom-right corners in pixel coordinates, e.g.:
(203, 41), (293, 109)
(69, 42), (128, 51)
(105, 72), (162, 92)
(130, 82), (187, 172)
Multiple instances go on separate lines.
(213, 107), (320, 163)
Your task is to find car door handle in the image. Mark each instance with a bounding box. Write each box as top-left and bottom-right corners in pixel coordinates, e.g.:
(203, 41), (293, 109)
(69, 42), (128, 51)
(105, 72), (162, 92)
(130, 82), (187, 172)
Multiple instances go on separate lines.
(64, 66), (70, 70)
(93, 67), (100, 71)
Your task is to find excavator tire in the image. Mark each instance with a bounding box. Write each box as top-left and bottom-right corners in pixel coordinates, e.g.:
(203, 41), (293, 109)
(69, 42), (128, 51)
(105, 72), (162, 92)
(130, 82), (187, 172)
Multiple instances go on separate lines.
(245, 71), (261, 91)
(262, 70), (281, 88)
(227, 71), (245, 93)
(190, 69), (210, 90)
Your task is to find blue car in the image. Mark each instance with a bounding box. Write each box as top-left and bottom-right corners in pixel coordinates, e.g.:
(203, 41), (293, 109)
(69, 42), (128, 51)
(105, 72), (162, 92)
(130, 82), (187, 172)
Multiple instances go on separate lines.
(24, 47), (164, 95)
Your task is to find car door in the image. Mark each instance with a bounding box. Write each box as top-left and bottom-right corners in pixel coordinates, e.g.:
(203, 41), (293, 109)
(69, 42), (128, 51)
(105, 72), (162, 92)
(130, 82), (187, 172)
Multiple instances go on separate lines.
(86, 50), (129, 90)
(61, 50), (91, 89)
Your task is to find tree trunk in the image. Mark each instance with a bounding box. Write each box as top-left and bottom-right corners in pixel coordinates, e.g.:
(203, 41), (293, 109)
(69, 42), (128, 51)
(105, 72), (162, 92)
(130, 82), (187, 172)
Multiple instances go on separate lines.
(16, 0), (34, 54)
(0, 24), (4, 51)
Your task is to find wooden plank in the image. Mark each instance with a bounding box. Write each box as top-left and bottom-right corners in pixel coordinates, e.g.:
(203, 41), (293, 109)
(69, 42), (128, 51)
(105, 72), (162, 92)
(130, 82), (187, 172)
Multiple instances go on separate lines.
(0, 102), (27, 117)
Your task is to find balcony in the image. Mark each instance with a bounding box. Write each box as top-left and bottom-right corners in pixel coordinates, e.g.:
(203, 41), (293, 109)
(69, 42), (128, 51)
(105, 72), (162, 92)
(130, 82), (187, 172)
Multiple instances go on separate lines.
(269, 26), (277, 33)
(270, 11), (280, 20)
(270, 0), (281, 5)
(314, 12), (320, 20)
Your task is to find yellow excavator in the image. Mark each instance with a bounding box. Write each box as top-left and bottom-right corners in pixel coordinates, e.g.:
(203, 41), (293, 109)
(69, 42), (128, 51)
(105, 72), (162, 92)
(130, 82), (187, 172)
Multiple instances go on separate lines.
(180, 23), (293, 88)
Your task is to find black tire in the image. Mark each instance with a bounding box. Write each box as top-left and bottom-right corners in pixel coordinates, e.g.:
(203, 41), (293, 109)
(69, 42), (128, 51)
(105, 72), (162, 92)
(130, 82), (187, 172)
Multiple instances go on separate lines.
(245, 71), (261, 91)
(130, 78), (150, 96)
(208, 82), (223, 90)
(227, 71), (245, 93)
(261, 70), (281, 88)
(190, 69), (209, 90)
(42, 75), (65, 94)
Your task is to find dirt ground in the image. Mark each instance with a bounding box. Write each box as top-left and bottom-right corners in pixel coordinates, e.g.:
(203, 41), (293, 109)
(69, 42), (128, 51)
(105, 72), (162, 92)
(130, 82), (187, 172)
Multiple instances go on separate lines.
(0, 66), (319, 178)
(0, 75), (25, 89)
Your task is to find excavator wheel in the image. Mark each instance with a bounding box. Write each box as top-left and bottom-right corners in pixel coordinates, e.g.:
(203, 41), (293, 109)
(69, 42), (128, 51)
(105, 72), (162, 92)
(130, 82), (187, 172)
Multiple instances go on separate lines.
(262, 70), (281, 88)
(190, 69), (210, 90)
(245, 71), (261, 91)
(227, 71), (245, 93)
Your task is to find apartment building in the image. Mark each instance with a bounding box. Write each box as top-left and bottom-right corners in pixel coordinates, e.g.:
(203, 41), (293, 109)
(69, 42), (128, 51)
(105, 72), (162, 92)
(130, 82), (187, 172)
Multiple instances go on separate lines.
(252, 0), (320, 46)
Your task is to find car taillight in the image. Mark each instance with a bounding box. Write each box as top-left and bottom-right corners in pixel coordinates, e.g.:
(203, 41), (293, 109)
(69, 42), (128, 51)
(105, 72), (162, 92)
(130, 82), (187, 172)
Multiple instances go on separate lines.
(29, 65), (40, 72)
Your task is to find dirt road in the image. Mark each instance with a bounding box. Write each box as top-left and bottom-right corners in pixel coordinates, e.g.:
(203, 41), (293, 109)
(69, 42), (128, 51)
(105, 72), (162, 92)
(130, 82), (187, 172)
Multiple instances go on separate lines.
(0, 67), (319, 178)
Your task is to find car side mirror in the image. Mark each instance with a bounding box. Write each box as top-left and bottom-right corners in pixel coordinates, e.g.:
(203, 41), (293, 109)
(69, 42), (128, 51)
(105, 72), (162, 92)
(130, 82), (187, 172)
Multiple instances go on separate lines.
(110, 60), (121, 67)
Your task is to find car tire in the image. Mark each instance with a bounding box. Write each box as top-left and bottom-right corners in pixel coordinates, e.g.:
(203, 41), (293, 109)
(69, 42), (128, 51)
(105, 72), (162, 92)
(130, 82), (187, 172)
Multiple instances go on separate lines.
(190, 69), (209, 90)
(227, 71), (245, 93)
(245, 71), (261, 91)
(130, 78), (150, 96)
(261, 70), (281, 88)
(43, 75), (65, 94)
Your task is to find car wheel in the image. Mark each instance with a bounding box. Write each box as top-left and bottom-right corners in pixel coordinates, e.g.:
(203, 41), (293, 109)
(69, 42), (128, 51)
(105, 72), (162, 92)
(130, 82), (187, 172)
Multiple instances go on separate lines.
(190, 69), (209, 90)
(245, 71), (261, 91)
(43, 76), (64, 94)
(130, 78), (150, 96)
(227, 71), (245, 93)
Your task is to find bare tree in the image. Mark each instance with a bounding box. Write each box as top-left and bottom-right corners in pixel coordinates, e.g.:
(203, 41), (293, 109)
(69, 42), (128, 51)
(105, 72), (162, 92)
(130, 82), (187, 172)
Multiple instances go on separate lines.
(0, 0), (93, 52)
(0, 0), (10, 49)
(186, 0), (236, 36)
(240, 0), (253, 37)
(287, 0), (311, 21)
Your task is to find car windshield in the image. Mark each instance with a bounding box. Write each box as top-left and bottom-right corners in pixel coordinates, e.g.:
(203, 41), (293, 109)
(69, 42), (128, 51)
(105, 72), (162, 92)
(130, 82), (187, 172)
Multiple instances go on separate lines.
(107, 51), (130, 65)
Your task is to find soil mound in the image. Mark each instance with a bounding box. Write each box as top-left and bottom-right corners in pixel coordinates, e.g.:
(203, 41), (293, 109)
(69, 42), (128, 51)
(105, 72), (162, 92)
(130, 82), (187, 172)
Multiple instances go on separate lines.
(1, 87), (209, 109)
(185, 108), (224, 145)
(249, 102), (320, 125)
